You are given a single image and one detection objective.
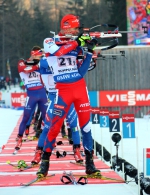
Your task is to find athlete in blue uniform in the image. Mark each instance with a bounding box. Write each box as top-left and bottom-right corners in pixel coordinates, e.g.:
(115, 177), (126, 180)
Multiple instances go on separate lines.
(15, 46), (48, 151)
(31, 56), (83, 164)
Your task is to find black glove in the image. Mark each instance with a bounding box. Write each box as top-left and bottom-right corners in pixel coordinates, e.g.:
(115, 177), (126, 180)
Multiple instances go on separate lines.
(88, 58), (96, 71)
(24, 59), (39, 66)
(87, 38), (98, 53)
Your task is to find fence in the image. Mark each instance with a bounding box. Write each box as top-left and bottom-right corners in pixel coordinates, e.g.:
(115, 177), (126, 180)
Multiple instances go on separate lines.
(85, 45), (150, 117)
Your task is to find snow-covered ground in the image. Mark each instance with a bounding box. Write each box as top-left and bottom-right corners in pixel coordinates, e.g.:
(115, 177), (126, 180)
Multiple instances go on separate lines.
(0, 108), (149, 195)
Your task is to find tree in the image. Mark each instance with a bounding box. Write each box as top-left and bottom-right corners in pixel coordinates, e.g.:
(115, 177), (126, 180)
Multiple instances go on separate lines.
(106, 0), (127, 45)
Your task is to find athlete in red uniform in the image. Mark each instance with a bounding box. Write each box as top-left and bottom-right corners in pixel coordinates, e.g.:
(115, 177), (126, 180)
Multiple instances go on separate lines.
(15, 46), (47, 151)
(36, 14), (100, 177)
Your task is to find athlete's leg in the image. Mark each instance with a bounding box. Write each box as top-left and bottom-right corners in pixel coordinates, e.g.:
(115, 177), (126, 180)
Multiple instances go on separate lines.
(31, 92), (56, 164)
(66, 103), (83, 162)
(73, 79), (100, 174)
(15, 91), (38, 150)
(37, 86), (72, 177)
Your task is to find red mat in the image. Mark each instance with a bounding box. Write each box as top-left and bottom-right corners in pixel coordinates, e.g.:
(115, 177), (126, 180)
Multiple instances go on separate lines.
(0, 114), (125, 187)
(0, 154), (85, 162)
(1, 146), (83, 154)
(0, 171), (124, 187)
(4, 141), (71, 148)
(0, 160), (109, 172)
(5, 142), (38, 147)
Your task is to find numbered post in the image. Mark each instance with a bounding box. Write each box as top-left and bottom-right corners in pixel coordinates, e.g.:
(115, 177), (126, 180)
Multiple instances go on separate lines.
(100, 109), (109, 128)
(122, 114), (135, 138)
(109, 111), (120, 132)
(109, 111), (120, 166)
(143, 148), (150, 176)
(91, 108), (100, 124)
(91, 108), (100, 155)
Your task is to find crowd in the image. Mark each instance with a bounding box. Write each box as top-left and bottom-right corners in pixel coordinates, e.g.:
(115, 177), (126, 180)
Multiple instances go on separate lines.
(0, 76), (24, 91)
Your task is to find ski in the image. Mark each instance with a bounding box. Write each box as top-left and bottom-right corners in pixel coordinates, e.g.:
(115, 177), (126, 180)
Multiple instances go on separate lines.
(12, 149), (19, 155)
(6, 160), (18, 168)
(62, 135), (68, 139)
(27, 136), (38, 141)
(73, 172), (124, 182)
(20, 174), (55, 186)
(70, 161), (85, 167)
(6, 160), (38, 171)
(17, 136), (38, 143)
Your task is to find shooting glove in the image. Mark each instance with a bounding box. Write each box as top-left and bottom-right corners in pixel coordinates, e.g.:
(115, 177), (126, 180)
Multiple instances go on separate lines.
(87, 38), (98, 53)
(76, 33), (91, 47)
(24, 59), (40, 66)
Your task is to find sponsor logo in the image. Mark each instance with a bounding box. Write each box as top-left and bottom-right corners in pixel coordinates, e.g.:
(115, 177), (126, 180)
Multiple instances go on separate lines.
(57, 74), (70, 81)
(71, 73), (80, 78)
(19, 61), (24, 66)
(27, 83), (42, 88)
(64, 45), (72, 49)
(80, 103), (90, 107)
(100, 90), (150, 106)
(58, 68), (77, 73)
(72, 19), (79, 23)
(45, 113), (51, 122)
(122, 116), (134, 120)
(109, 113), (119, 117)
(54, 104), (65, 109)
(53, 109), (62, 116)
(69, 113), (77, 124)
(11, 94), (26, 107)
(78, 109), (90, 112)
(106, 91), (136, 106)
(45, 38), (54, 44)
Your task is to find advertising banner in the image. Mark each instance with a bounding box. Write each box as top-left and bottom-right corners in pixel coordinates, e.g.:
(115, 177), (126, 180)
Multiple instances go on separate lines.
(99, 90), (150, 107)
(126, 0), (150, 45)
(11, 93), (27, 107)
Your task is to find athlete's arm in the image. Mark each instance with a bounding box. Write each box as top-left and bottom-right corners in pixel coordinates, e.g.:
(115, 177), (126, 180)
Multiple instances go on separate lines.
(77, 47), (93, 76)
(18, 59), (39, 74)
(78, 52), (92, 76)
(39, 57), (49, 69)
(43, 38), (78, 56)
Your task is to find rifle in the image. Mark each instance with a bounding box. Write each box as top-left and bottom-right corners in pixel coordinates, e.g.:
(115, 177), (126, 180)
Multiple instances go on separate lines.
(50, 23), (147, 51)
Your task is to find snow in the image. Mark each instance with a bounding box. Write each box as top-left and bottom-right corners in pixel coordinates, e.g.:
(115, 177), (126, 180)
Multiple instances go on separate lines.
(0, 108), (149, 195)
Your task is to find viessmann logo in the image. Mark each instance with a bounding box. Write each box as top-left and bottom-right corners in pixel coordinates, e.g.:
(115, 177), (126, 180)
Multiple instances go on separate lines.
(100, 90), (150, 107)
(11, 93), (27, 107)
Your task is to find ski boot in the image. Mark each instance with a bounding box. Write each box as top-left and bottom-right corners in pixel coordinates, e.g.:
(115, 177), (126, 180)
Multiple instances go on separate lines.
(68, 128), (73, 144)
(73, 144), (83, 163)
(25, 125), (30, 136)
(61, 122), (67, 138)
(34, 129), (42, 139)
(36, 152), (51, 178)
(31, 146), (43, 165)
(15, 135), (23, 150)
(85, 150), (100, 175)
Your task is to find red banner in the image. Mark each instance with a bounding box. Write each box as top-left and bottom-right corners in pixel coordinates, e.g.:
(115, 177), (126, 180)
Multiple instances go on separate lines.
(122, 114), (135, 122)
(109, 111), (120, 119)
(146, 148), (150, 158)
(99, 109), (109, 116)
(91, 107), (100, 114)
(99, 90), (150, 107)
(11, 93), (27, 107)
